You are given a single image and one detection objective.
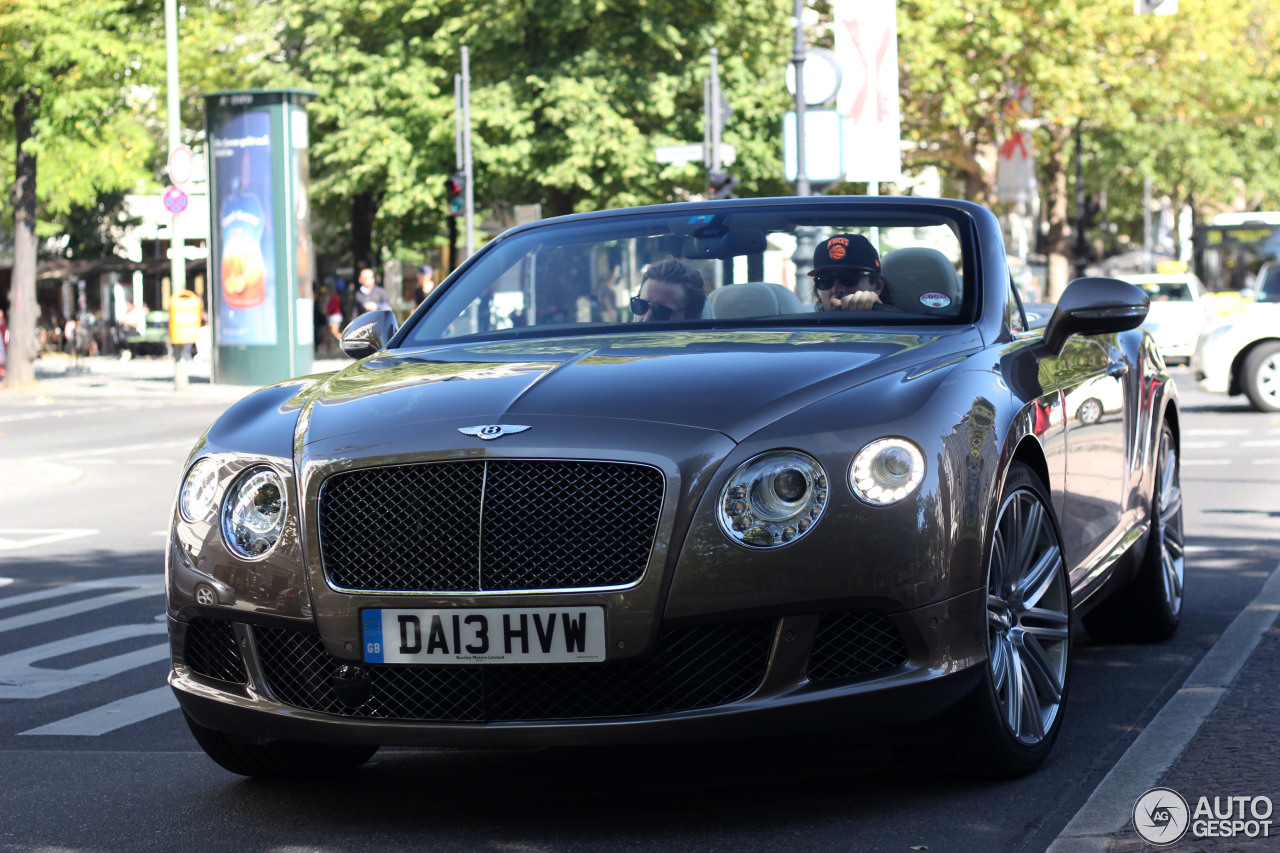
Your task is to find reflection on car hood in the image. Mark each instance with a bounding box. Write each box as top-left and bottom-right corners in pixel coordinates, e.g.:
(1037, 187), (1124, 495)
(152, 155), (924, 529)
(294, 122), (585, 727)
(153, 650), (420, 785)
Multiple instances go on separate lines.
(302, 329), (974, 443)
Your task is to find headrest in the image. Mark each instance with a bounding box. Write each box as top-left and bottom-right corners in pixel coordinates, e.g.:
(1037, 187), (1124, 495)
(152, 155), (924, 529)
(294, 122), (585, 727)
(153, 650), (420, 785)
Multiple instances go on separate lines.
(881, 247), (961, 313)
(707, 282), (805, 319)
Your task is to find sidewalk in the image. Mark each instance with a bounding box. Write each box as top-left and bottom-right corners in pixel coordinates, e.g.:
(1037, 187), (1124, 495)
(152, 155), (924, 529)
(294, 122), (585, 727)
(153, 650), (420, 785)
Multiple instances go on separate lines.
(4, 351), (350, 402)
(1051, 564), (1280, 851)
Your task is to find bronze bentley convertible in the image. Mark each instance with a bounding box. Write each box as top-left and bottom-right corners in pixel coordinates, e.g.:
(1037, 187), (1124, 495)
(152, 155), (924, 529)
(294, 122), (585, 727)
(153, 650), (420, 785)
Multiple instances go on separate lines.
(167, 197), (1183, 778)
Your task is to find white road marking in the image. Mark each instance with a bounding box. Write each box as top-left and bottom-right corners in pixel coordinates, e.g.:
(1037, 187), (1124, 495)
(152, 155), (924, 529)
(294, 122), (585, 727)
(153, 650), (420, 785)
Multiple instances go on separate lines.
(0, 577), (13, 587)
(1243, 439), (1280, 447)
(0, 622), (170, 699)
(0, 528), (98, 551)
(1181, 458), (1280, 466)
(1184, 428), (1251, 436)
(0, 402), (169, 424)
(1185, 545), (1258, 553)
(23, 440), (192, 463)
(0, 575), (163, 633)
(20, 686), (180, 736)
(1182, 441), (1226, 449)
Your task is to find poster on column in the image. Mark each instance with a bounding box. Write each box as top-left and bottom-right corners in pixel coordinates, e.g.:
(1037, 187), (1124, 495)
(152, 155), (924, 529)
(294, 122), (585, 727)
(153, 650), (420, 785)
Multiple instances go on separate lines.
(212, 109), (277, 346)
(832, 0), (902, 183)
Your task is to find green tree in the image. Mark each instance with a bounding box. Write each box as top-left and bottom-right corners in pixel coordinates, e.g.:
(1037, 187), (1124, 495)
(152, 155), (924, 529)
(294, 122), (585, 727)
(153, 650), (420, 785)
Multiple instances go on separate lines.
(272, 0), (793, 272)
(1, 0), (163, 389)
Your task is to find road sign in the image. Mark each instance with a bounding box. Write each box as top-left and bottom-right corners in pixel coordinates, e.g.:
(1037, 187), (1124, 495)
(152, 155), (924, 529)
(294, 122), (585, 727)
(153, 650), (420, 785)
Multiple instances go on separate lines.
(162, 185), (189, 216)
(656, 143), (735, 166)
(167, 144), (194, 186)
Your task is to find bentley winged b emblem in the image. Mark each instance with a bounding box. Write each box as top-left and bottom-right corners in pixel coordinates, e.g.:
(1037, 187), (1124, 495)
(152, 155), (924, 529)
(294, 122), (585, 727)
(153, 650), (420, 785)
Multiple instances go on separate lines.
(458, 424), (532, 441)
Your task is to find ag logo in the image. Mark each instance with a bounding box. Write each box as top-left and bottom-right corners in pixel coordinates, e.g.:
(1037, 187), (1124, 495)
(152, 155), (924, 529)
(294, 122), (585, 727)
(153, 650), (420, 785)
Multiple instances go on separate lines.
(458, 424), (532, 441)
(1133, 787), (1189, 845)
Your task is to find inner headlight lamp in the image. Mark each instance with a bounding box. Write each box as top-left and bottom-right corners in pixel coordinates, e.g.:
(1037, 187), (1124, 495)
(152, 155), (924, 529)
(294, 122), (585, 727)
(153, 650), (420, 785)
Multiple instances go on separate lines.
(178, 457), (221, 523)
(221, 465), (288, 559)
(850, 438), (925, 505)
(717, 451), (828, 548)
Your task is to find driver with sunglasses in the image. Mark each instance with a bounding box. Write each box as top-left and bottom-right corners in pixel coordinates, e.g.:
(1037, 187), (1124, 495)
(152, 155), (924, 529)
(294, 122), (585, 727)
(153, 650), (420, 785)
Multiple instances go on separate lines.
(809, 234), (893, 312)
(630, 258), (707, 322)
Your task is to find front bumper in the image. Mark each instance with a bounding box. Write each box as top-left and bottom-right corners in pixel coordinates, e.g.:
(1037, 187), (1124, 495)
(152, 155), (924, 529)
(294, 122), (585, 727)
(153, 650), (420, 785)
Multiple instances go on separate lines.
(170, 588), (986, 747)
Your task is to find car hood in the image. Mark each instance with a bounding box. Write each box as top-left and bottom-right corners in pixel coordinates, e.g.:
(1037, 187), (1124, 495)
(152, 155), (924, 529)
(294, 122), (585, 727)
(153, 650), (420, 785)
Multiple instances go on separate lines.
(299, 328), (978, 445)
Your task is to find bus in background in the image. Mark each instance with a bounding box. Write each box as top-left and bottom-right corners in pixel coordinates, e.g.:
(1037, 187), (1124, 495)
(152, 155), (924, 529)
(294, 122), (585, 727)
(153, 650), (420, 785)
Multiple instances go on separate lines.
(1193, 211), (1280, 295)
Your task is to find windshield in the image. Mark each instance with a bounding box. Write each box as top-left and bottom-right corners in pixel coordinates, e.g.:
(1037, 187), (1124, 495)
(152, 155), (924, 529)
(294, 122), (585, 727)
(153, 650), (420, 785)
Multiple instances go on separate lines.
(399, 201), (975, 347)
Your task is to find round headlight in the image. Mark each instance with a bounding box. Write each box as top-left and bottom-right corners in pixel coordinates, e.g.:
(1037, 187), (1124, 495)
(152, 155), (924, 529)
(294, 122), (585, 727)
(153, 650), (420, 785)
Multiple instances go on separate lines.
(179, 458), (221, 523)
(850, 438), (925, 506)
(717, 451), (828, 548)
(221, 466), (288, 559)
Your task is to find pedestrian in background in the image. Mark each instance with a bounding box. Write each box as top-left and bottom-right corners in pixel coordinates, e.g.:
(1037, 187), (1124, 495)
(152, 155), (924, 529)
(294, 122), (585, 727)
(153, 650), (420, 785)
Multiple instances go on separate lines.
(356, 268), (390, 314)
(413, 265), (435, 305)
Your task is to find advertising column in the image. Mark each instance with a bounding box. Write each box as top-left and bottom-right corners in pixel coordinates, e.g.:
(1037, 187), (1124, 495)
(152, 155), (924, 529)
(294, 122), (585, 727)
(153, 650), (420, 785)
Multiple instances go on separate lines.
(205, 89), (316, 386)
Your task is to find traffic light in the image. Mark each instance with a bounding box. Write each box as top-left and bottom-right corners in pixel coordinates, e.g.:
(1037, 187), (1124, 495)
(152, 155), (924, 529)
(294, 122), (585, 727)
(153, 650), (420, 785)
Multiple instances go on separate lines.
(444, 171), (466, 216)
(708, 170), (738, 200)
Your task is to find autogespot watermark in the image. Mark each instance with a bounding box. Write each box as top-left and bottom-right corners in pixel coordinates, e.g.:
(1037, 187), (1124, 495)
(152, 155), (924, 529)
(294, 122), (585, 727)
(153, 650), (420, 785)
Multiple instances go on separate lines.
(1134, 787), (1274, 845)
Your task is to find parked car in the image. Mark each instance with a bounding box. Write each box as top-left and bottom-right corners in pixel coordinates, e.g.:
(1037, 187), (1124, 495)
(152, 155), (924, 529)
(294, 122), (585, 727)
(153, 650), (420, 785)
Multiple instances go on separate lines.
(1191, 300), (1280, 411)
(124, 310), (171, 357)
(1252, 263), (1280, 303)
(167, 196), (1182, 781)
(1124, 272), (1209, 364)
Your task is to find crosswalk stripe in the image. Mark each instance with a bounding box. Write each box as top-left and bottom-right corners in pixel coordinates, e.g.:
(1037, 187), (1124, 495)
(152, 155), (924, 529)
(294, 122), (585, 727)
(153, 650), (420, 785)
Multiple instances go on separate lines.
(19, 686), (180, 736)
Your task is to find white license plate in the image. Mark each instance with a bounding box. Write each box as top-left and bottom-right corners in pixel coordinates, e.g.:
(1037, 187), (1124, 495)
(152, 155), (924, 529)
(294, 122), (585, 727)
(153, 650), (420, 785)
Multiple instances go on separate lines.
(361, 607), (606, 664)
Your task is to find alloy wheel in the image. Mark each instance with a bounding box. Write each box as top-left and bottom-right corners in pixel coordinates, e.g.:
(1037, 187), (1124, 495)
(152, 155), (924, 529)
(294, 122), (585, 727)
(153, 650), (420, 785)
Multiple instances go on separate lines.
(1255, 351), (1280, 409)
(1154, 428), (1185, 618)
(986, 488), (1070, 746)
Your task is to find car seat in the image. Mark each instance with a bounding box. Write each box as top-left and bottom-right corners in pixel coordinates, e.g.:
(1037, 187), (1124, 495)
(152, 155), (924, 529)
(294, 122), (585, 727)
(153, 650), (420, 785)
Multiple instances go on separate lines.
(706, 282), (805, 319)
(881, 247), (961, 313)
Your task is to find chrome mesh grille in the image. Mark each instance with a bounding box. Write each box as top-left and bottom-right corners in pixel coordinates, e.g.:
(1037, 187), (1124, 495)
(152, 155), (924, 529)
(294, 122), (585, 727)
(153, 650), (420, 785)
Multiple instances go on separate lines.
(318, 460), (663, 593)
(807, 611), (909, 682)
(254, 620), (773, 722)
(182, 618), (247, 684)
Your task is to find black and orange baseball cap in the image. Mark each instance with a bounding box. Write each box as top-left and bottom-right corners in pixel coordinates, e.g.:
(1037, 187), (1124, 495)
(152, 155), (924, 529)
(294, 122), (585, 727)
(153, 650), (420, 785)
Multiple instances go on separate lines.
(809, 234), (881, 275)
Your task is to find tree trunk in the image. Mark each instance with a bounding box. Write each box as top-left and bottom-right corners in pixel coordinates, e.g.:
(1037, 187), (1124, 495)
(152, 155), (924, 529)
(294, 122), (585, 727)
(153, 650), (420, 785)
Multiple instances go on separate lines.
(351, 191), (376, 270)
(1041, 124), (1073, 302)
(5, 88), (39, 391)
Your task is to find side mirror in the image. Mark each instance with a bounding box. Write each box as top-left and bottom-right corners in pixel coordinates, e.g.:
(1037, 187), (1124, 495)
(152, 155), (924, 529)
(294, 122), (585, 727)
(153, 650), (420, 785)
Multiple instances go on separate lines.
(340, 310), (399, 360)
(1042, 277), (1149, 356)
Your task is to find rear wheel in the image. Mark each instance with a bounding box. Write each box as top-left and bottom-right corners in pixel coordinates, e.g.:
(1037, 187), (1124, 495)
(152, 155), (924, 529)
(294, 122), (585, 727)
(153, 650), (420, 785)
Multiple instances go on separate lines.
(947, 462), (1071, 778)
(183, 711), (378, 779)
(1083, 421), (1183, 642)
(1242, 342), (1280, 412)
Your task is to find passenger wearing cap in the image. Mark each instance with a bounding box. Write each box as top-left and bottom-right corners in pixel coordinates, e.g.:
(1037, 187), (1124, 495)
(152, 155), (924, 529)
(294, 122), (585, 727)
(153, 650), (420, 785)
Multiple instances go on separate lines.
(810, 234), (894, 312)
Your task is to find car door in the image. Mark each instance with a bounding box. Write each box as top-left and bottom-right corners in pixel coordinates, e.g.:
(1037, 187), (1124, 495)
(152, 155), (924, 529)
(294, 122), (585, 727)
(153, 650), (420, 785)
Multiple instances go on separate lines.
(1047, 333), (1130, 583)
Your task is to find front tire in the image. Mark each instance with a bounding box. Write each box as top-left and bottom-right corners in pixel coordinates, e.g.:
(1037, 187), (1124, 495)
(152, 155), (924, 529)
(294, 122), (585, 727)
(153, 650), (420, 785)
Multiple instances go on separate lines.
(948, 462), (1071, 778)
(1242, 342), (1280, 412)
(183, 712), (378, 779)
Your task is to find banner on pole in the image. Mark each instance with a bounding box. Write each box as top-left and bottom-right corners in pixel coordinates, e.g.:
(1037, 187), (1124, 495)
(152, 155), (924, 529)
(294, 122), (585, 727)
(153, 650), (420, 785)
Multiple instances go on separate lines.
(832, 0), (902, 182)
(997, 131), (1036, 203)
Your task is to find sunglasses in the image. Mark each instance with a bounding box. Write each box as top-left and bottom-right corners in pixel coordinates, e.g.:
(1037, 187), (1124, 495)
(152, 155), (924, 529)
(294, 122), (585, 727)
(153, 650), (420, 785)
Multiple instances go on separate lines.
(814, 270), (875, 291)
(630, 296), (678, 321)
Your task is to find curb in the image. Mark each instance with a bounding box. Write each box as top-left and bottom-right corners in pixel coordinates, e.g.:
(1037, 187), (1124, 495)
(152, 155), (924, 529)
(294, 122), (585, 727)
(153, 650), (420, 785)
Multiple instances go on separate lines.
(1048, 560), (1280, 851)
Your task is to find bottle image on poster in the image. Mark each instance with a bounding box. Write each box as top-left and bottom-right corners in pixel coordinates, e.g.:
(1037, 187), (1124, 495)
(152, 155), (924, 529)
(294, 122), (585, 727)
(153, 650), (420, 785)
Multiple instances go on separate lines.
(213, 109), (277, 345)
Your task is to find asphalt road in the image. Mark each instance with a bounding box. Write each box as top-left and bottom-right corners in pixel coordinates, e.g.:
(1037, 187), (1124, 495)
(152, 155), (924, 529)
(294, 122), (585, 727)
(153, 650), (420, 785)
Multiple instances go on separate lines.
(1, 369), (1276, 853)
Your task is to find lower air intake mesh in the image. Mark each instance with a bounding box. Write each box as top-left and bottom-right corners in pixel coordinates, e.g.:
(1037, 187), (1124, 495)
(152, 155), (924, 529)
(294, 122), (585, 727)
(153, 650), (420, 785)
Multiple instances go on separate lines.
(254, 620), (774, 722)
(807, 610), (909, 682)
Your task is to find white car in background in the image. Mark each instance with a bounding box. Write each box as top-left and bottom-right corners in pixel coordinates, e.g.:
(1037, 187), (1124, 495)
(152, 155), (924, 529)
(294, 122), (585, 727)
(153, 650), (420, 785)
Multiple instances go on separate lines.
(1126, 272), (1210, 364)
(1191, 301), (1280, 412)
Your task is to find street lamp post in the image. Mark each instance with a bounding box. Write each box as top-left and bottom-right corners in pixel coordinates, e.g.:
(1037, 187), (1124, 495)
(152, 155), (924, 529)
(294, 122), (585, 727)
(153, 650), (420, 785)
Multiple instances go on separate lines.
(164, 0), (186, 390)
